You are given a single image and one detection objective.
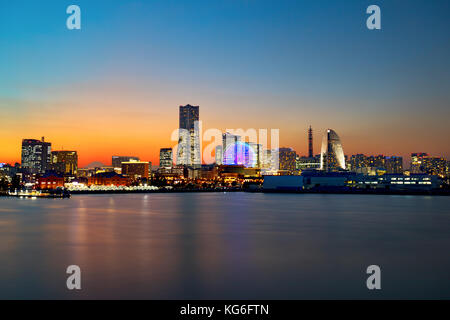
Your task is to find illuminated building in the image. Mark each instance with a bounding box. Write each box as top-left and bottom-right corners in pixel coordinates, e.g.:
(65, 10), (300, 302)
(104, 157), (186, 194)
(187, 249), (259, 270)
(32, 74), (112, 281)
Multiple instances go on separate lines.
(348, 154), (369, 171)
(278, 148), (297, 173)
(248, 143), (263, 168)
(38, 171), (65, 190)
(159, 148), (173, 169)
(21, 137), (51, 174)
(112, 156), (140, 168)
(385, 156), (403, 174)
(177, 104), (201, 166)
(410, 153), (429, 173)
(421, 157), (447, 177)
(121, 161), (150, 179)
(88, 172), (129, 186)
(51, 151), (78, 176)
(367, 155), (386, 168)
(215, 145), (223, 165)
(320, 129), (346, 172)
(296, 155), (320, 170)
(222, 132), (241, 165)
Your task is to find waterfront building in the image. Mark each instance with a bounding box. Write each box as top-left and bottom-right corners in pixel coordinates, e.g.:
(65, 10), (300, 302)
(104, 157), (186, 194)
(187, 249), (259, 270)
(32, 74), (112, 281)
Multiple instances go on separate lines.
(222, 132), (241, 165)
(159, 148), (173, 169)
(88, 172), (129, 186)
(320, 129), (346, 172)
(112, 156), (140, 168)
(38, 171), (65, 190)
(385, 156), (403, 174)
(278, 148), (297, 173)
(121, 161), (151, 180)
(177, 104), (201, 166)
(348, 154), (369, 171)
(410, 153), (429, 173)
(421, 157), (447, 177)
(21, 137), (51, 174)
(247, 143), (263, 168)
(296, 155), (320, 171)
(50, 151), (78, 176)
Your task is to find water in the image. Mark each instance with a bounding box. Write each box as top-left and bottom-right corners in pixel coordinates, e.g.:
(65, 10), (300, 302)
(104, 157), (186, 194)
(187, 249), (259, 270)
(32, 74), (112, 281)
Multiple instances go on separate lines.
(0, 193), (449, 299)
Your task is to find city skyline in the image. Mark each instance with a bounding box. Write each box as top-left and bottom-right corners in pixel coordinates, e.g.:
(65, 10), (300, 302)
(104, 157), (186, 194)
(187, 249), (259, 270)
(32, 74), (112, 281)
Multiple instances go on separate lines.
(1, 1), (450, 166)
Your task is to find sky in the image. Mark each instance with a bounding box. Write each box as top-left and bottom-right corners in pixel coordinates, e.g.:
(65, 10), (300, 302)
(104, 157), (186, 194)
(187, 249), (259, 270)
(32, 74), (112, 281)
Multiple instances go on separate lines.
(1, 0), (449, 167)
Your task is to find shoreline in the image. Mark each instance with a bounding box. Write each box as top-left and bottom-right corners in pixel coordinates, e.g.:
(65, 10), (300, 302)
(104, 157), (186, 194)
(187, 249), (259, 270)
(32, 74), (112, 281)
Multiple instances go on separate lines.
(2, 189), (449, 197)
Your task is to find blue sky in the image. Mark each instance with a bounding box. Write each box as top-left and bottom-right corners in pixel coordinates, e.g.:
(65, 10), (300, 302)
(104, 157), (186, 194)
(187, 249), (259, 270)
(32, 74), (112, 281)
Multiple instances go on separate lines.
(1, 0), (449, 164)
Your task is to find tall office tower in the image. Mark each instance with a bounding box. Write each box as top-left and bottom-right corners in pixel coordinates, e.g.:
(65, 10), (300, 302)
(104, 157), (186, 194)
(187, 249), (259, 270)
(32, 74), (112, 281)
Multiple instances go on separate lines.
(21, 137), (51, 174)
(278, 148), (297, 173)
(222, 132), (241, 165)
(51, 151), (78, 176)
(308, 126), (313, 158)
(112, 156), (140, 168)
(215, 145), (223, 165)
(177, 104), (201, 166)
(159, 148), (173, 168)
(320, 129), (346, 172)
(385, 156), (403, 174)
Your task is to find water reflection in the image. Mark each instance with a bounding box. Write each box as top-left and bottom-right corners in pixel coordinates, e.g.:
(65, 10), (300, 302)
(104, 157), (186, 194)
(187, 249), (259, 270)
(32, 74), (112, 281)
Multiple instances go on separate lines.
(0, 193), (449, 299)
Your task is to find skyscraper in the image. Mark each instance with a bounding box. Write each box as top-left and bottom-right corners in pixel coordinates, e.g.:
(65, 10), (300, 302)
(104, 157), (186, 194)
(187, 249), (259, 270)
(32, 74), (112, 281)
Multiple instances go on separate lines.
(320, 129), (346, 172)
(51, 150), (78, 176)
(159, 148), (173, 168)
(308, 126), (313, 158)
(21, 137), (51, 174)
(177, 104), (201, 166)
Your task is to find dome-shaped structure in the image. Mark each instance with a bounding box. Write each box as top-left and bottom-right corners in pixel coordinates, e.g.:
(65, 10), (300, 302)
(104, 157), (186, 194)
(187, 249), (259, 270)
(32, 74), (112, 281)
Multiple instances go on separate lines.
(320, 129), (346, 171)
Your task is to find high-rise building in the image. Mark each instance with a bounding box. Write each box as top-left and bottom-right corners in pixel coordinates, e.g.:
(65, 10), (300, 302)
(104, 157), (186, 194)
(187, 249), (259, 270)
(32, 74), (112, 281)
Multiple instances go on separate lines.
(410, 153), (429, 173)
(177, 104), (201, 166)
(159, 148), (173, 168)
(247, 143), (263, 168)
(308, 126), (313, 158)
(385, 156), (403, 174)
(21, 137), (51, 174)
(278, 148), (297, 173)
(222, 132), (241, 165)
(421, 157), (447, 177)
(348, 154), (369, 171)
(320, 129), (346, 172)
(262, 150), (273, 170)
(112, 156), (140, 168)
(121, 161), (151, 179)
(51, 150), (78, 176)
(215, 145), (223, 165)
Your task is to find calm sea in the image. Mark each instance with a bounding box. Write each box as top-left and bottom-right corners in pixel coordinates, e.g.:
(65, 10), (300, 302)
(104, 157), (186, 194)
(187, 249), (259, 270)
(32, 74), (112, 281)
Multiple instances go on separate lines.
(0, 193), (449, 299)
